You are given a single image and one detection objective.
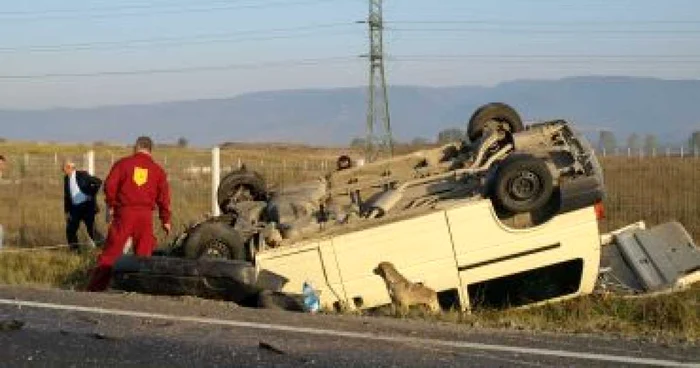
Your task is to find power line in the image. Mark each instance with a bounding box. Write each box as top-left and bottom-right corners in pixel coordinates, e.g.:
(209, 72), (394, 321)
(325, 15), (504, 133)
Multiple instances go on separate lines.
(0, 23), (359, 53)
(390, 55), (700, 64)
(392, 54), (700, 59)
(0, 57), (359, 80)
(0, 0), (252, 15)
(0, 0), (336, 21)
(389, 20), (700, 25)
(390, 28), (700, 34)
(0, 31), (359, 54)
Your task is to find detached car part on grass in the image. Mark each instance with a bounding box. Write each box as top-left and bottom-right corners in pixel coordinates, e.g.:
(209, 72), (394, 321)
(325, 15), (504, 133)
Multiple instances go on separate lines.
(112, 102), (700, 312)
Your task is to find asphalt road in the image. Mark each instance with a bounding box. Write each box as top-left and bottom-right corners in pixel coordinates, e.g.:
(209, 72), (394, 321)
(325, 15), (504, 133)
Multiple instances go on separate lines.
(0, 286), (698, 368)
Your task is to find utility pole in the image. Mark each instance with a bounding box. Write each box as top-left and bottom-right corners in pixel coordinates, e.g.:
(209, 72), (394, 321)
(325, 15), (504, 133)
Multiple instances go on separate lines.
(362, 0), (393, 162)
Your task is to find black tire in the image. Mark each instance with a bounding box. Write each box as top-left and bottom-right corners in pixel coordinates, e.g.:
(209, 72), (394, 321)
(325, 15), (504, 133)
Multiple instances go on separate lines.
(257, 290), (305, 312)
(181, 221), (247, 260)
(493, 155), (554, 214)
(336, 155), (353, 171)
(217, 168), (267, 214)
(112, 256), (260, 303)
(467, 102), (524, 142)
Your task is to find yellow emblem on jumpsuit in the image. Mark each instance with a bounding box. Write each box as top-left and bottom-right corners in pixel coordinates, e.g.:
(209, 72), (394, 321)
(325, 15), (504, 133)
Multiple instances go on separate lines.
(133, 167), (149, 186)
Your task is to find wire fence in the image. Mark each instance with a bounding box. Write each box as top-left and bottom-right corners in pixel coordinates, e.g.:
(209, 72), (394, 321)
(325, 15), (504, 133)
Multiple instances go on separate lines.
(0, 150), (332, 248)
(0, 152), (697, 248)
(594, 146), (700, 158)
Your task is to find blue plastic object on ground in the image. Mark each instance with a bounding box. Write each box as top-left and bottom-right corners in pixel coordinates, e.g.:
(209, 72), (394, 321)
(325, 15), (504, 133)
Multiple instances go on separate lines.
(302, 281), (320, 313)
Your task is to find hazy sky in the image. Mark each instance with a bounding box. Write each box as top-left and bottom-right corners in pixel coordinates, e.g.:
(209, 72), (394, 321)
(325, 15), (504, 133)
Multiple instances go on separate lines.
(1, 0), (698, 109)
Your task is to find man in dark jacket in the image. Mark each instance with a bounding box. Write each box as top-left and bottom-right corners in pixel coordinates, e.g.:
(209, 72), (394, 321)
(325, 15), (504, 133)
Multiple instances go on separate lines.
(63, 159), (102, 251)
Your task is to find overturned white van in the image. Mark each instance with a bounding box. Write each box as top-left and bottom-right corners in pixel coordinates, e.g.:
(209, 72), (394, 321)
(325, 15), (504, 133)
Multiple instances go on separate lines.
(112, 103), (700, 311)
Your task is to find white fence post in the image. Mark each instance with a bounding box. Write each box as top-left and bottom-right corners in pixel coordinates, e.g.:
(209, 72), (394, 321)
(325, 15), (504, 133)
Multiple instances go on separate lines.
(211, 146), (221, 217)
(680, 146), (684, 158)
(86, 150), (95, 175)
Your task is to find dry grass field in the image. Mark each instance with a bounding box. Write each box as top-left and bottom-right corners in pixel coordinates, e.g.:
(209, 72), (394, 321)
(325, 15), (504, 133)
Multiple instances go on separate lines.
(1, 142), (697, 247)
(0, 141), (698, 340)
(598, 156), (699, 241)
(0, 141), (343, 247)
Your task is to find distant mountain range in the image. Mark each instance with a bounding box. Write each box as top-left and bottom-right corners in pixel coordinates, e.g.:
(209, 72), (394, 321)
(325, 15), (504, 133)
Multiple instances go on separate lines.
(1, 76), (699, 146)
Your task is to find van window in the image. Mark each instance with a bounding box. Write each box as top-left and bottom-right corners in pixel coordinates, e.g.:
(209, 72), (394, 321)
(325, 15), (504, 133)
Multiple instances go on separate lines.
(467, 258), (583, 310)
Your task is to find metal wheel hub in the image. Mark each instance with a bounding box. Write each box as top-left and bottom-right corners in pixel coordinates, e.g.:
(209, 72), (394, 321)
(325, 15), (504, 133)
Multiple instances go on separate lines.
(202, 239), (230, 259)
(509, 171), (541, 201)
(227, 185), (253, 203)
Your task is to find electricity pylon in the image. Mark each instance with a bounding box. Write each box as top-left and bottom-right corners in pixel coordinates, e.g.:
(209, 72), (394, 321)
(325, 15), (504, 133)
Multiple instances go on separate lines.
(363, 0), (393, 162)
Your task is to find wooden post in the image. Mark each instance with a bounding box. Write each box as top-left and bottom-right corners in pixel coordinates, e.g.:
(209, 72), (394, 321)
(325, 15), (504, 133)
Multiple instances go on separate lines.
(211, 147), (221, 217)
(87, 150), (95, 175)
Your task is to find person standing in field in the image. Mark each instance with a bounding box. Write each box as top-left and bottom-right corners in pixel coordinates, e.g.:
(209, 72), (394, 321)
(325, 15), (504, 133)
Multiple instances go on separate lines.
(63, 159), (102, 251)
(87, 136), (171, 292)
(0, 155), (6, 179)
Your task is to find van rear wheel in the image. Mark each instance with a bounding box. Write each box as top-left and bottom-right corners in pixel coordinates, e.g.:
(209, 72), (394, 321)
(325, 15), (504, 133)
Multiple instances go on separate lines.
(468, 102), (524, 141)
(217, 168), (267, 214)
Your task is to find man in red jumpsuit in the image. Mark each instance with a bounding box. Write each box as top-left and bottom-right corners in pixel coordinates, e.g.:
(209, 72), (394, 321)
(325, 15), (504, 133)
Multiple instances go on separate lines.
(87, 136), (171, 292)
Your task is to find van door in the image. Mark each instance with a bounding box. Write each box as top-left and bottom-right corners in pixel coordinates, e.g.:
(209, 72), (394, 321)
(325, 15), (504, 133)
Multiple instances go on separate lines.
(332, 211), (462, 310)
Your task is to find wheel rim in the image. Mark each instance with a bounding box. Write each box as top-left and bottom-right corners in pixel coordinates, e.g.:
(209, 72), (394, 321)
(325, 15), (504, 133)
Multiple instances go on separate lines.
(486, 120), (512, 133)
(508, 171), (542, 202)
(201, 239), (231, 259)
(230, 185), (254, 202)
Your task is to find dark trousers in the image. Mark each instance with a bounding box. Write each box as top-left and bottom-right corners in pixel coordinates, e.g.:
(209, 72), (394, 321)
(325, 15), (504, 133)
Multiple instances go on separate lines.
(66, 202), (97, 249)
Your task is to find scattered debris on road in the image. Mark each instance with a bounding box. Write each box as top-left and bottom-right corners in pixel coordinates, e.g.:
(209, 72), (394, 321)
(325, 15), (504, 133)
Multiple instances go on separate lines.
(258, 341), (286, 355)
(0, 319), (24, 331)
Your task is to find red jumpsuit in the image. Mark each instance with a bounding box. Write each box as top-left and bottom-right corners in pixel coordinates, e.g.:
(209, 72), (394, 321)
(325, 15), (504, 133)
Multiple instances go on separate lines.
(87, 152), (171, 292)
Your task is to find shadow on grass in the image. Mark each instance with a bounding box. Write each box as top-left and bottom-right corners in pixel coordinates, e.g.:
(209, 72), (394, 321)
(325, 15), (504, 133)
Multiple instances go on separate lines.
(0, 249), (96, 290)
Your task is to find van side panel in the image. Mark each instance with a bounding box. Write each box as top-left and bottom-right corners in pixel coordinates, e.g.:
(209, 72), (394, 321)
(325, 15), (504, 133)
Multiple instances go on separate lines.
(256, 199), (602, 311)
(255, 240), (347, 309)
(446, 201), (601, 307)
(331, 211), (460, 308)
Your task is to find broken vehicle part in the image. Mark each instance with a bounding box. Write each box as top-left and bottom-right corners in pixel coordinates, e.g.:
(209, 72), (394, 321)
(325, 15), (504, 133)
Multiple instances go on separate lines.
(598, 221), (700, 294)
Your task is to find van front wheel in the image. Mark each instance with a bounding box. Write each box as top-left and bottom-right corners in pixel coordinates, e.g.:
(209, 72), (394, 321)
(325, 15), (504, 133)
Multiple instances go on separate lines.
(494, 155), (554, 214)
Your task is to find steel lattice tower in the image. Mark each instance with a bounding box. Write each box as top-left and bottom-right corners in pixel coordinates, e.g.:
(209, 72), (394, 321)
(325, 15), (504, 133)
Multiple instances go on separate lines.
(364, 0), (393, 162)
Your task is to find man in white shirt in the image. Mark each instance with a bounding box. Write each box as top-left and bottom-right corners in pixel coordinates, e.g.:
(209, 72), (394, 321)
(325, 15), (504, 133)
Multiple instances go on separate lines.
(63, 160), (101, 251)
(0, 155), (6, 179)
